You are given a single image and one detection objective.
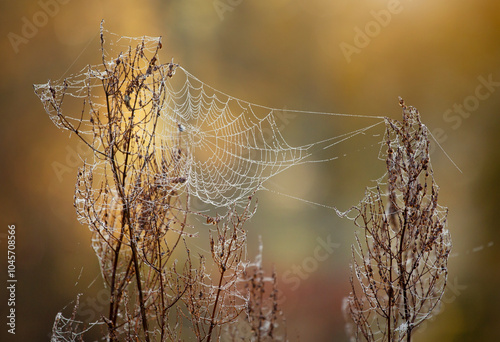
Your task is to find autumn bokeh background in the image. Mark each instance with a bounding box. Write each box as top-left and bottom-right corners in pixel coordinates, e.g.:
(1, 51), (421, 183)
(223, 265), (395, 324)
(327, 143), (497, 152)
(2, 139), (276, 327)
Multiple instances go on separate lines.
(1, 1), (499, 341)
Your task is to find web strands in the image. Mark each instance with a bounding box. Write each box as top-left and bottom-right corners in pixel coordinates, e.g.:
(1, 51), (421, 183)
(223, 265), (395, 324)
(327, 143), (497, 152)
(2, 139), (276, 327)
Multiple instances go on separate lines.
(161, 67), (316, 209)
(161, 67), (387, 210)
(34, 29), (386, 212)
(33, 28), (166, 138)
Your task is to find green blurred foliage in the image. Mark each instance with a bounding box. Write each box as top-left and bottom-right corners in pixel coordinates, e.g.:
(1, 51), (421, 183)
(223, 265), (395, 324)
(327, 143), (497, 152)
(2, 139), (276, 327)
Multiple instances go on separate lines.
(1, 0), (499, 340)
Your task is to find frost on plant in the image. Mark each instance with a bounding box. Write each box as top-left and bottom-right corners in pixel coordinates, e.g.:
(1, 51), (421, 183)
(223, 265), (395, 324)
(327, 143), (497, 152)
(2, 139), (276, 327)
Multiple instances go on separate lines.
(343, 99), (452, 341)
(34, 23), (284, 342)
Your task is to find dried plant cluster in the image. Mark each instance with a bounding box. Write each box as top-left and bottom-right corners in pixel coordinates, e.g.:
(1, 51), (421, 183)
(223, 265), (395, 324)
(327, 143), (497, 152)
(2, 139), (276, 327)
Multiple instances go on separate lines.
(35, 24), (284, 342)
(343, 99), (452, 341)
(35, 23), (452, 342)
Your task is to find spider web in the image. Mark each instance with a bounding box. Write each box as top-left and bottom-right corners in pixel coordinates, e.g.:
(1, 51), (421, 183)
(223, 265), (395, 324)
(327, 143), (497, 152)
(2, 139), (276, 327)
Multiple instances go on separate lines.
(34, 28), (386, 213)
(162, 66), (385, 210)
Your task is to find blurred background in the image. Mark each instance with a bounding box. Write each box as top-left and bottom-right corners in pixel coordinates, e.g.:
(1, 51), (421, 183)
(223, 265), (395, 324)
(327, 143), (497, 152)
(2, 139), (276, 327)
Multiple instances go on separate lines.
(1, 0), (499, 340)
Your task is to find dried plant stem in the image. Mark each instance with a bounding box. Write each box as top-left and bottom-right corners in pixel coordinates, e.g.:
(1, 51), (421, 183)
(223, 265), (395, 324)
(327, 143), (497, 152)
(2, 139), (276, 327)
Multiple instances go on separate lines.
(206, 241), (230, 342)
(344, 98), (452, 342)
